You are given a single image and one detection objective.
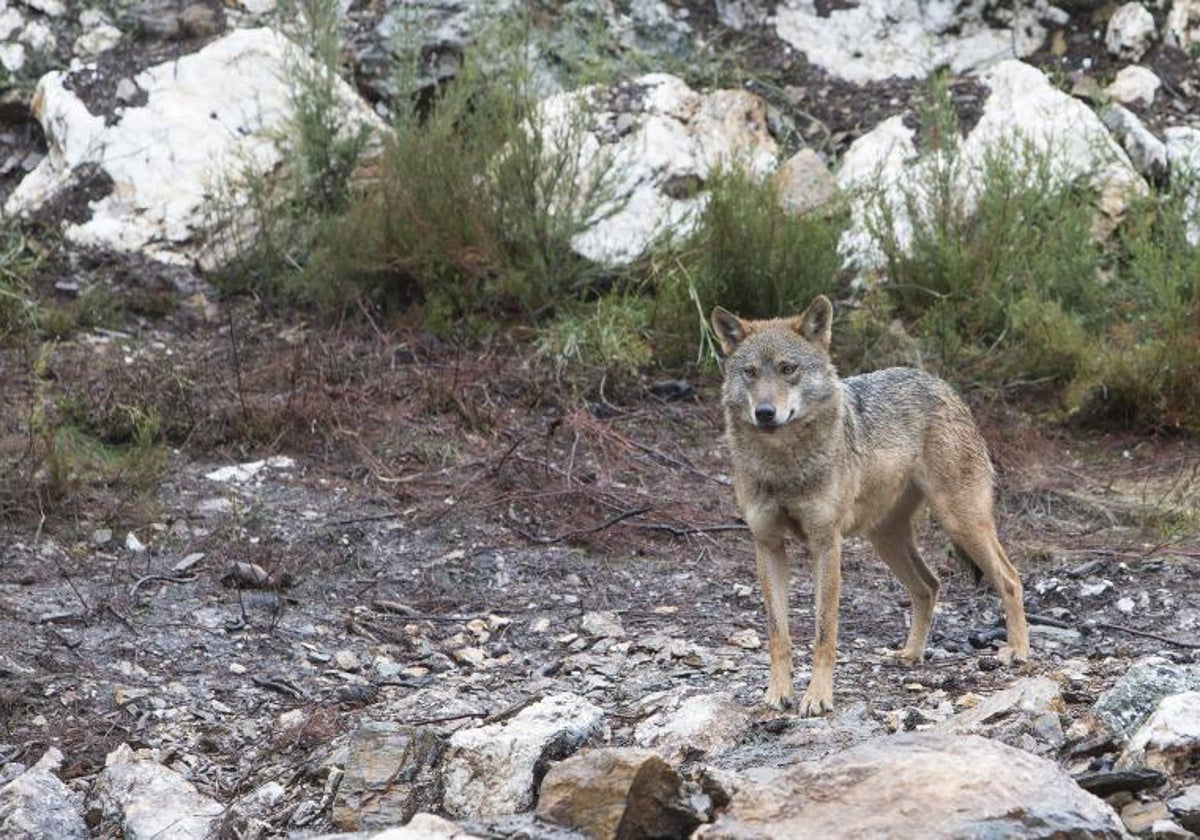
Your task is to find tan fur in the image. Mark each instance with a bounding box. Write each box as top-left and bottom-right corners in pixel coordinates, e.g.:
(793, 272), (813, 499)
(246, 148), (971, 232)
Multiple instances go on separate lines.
(712, 296), (1030, 715)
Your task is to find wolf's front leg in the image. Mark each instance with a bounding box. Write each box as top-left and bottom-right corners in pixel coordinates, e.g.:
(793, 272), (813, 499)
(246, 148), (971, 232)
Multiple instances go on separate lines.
(754, 535), (793, 709)
(800, 534), (842, 716)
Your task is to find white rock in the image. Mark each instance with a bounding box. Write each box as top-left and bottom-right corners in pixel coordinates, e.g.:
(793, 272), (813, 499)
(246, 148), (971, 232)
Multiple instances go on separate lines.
(125, 532), (147, 553)
(442, 692), (606, 818)
(1106, 3), (1157, 60)
(18, 20), (54, 54)
(24, 0), (66, 16)
(1164, 0), (1200, 50)
(5, 28), (386, 269)
(0, 748), (87, 839)
(774, 0), (1048, 85)
(840, 61), (1147, 271)
(19, 19), (54, 53)
(204, 455), (295, 483)
(0, 8), (23, 41)
(1165, 126), (1200, 245)
(91, 745), (223, 840)
(727, 628), (761, 650)
(0, 42), (25, 73)
(701, 733), (1127, 838)
(634, 692), (751, 761)
(774, 148), (837, 216)
(536, 73), (776, 266)
(73, 24), (122, 58)
(1103, 105), (1168, 180)
(835, 114), (920, 268)
(939, 676), (1062, 734)
(342, 813), (475, 839)
(581, 610), (626, 639)
(1118, 691), (1200, 775)
(1106, 65), (1161, 107)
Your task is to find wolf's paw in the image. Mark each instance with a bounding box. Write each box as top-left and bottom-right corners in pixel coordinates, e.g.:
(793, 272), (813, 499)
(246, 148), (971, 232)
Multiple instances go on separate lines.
(798, 683), (833, 717)
(888, 645), (925, 665)
(997, 644), (1029, 666)
(764, 683), (794, 711)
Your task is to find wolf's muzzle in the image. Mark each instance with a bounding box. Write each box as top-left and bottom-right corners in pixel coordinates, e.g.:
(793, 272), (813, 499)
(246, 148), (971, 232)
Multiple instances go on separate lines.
(754, 403), (777, 424)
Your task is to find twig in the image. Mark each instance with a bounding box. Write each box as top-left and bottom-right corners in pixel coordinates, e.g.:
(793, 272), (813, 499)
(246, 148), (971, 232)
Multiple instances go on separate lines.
(401, 710), (489, 727)
(510, 505), (653, 545)
(322, 511), (405, 527)
(629, 521), (749, 537)
(1096, 622), (1200, 650)
(129, 574), (197, 600)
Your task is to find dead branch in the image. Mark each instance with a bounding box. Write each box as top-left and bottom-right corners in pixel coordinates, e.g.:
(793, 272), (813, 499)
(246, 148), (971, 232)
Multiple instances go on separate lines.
(508, 504), (653, 545)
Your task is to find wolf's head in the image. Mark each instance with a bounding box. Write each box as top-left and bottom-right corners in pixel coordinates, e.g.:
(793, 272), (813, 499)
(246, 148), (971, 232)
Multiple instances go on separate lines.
(711, 296), (839, 432)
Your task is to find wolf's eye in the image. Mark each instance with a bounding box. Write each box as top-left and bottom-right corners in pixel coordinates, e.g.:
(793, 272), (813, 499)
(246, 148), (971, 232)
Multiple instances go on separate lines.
(779, 363), (797, 376)
(743, 366), (758, 379)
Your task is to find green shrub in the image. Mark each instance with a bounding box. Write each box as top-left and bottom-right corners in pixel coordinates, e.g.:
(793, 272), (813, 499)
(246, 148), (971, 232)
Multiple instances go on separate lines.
(651, 164), (847, 367)
(301, 12), (615, 329)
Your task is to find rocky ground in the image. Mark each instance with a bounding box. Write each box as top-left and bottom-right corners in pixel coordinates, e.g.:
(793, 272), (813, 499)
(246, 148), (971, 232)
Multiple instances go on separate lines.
(1, 316), (1198, 836)
(3, 1), (1200, 837)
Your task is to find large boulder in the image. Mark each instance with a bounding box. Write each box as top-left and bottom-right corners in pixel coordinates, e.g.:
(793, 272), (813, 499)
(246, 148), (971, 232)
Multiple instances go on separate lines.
(632, 692), (752, 763)
(331, 722), (444, 831)
(89, 744), (223, 840)
(1118, 691), (1200, 775)
(535, 73), (777, 266)
(699, 733), (1128, 839)
(0, 748), (87, 839)
(5, 27), (384, 269)
(536, 748), (707, 839)
(838, 60), (1146, 269)
(773, 0), (1050, 84)
(441, 692), (607, 819)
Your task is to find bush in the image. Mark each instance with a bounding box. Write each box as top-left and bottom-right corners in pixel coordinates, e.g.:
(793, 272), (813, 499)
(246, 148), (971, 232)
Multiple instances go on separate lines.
(650, 164), (847, 367)
(864, 75), (1200, 431)
(300, 12), (615, 330)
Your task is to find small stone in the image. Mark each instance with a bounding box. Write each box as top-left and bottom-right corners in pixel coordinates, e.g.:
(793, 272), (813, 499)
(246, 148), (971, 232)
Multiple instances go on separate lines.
(194, 497), (233, 518)
(727, 628), (761, 650)
(115, 79), (141, 104)
(1168, 785), (1200, 833)
(92, 528), (113, 546)
(1106, 65), (1161, 107)
(581, 611), (626, 639)
(1106, 3), (1156, 60)
(775, 148), (837, 216)
(124, 532), (146, 553)
(1123, 801), (1170, 835)
(1151, 818), (1193, 839)
(452, 647), (486, 668)
(228, 662), (247, 675)
(531, 617), (551, 633)
(334, 650), (361, 672)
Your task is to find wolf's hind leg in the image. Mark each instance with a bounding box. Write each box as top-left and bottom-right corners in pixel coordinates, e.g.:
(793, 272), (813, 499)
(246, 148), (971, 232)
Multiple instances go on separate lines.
(929, 492), (1030, 664)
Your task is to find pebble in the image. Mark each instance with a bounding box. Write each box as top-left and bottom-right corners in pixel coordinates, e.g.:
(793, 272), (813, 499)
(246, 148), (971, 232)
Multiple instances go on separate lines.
(728, 628), (761, 650)
(125, 532), (147, 553)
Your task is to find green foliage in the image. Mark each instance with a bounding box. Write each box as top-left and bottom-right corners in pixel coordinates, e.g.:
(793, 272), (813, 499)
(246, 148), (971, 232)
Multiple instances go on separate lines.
(304, 12), (614, 328)
(213, 0), (370, 299)
(649, 165), (846, 367)
(284, 0), (371, 215)
(538, 292), (653, 372)
(864, 75), (1200, 431)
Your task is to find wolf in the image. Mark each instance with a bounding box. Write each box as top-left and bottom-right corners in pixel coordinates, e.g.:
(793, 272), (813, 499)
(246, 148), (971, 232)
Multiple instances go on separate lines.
(711, 295), (1029, 715)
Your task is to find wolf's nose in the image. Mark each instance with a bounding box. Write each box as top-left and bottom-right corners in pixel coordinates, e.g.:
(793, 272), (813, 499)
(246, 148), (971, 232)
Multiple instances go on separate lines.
(754, 403), (777, 424)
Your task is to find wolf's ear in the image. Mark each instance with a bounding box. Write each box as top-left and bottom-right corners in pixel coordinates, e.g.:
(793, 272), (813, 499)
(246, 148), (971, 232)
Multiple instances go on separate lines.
(793, 295), (833, 350)
(711, 307), (751, 355)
